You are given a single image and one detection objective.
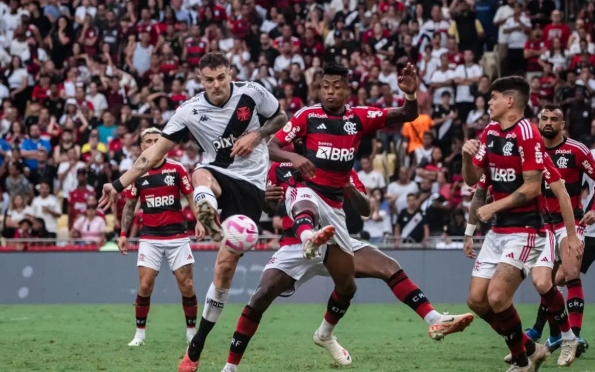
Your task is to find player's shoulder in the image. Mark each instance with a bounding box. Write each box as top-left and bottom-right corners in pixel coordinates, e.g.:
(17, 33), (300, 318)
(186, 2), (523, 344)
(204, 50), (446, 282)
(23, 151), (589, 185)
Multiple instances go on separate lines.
(175, 92), (206, 112)
(165, 158), (186, 170)
(352, 105), (385, 119)
(235, 81), (269, 95)
(512, 119), (541, 140)
(565, 138), (590, 155)
(292, 104), (323, 120)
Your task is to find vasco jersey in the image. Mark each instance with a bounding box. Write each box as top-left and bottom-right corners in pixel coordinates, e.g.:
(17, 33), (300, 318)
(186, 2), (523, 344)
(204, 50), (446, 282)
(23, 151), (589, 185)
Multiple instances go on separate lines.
(161, 82), (281, 191)
(582, 149), (595, 238)
(542, 137), (595, 225)
(473, 119), (546, 233)
(274, 104), (388, 208)
(124, 159), (193, 240)
(267, 162), (366, 246)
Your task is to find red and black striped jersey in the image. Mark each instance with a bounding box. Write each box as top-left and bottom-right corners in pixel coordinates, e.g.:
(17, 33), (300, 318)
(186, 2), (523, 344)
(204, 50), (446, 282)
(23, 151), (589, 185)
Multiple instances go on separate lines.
(473, 119), (546, 233)
(273, 104), (388, 208)
(479, 153), (561, 191)
(542, 137), (595, 225)
(124, 159), (193, 240)
(267, 162), (366, 246)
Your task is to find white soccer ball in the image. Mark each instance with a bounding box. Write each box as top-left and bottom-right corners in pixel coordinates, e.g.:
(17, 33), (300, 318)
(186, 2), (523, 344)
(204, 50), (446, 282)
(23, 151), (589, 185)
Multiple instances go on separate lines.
(221, 215), (259, 254)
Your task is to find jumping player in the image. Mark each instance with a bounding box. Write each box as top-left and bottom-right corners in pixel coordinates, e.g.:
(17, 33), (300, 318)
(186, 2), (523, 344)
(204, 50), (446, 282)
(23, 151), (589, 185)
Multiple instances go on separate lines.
(266, 62), (419, 364)
(520, 104), (594, 356)
(467, 151), (582, 367)
(461, 76), (582, 371)
(118, 128), (203, 346)
(218, 160), (474, 372)
(97, 52), (288, 371)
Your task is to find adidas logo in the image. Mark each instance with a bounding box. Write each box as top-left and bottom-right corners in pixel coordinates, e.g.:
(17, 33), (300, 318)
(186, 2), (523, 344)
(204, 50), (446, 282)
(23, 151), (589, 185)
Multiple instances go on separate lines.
(506, 252), (514, 259)
(317, 123), (327, 130)
(142, 180), (149, 186)
(541, 256), (548, 262)
(187, 254), (193, 260)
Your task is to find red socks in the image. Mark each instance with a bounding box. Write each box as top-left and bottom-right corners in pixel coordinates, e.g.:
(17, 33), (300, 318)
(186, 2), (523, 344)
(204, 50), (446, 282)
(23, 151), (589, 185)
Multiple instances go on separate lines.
(387, 270), (434, 319)
(227, 305), (262, 365)
(182, 295), (198, 328)
(135, 295), (151, 328)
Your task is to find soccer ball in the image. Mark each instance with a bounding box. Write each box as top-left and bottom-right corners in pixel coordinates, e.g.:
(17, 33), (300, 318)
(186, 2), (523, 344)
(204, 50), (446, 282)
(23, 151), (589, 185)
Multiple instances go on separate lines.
(221, 215), (259, 254)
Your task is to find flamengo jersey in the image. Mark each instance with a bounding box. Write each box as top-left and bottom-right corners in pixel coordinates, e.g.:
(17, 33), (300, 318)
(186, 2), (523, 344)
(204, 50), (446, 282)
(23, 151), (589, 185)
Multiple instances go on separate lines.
(473, 119), (546, 233)
(542, 137), (595, 226)
(274, 104), (388, 208)
(124, 159), (193, 240)
(161, 82), (281, 191)
(583, 149), (595, 238)
(267, 162), (366, 246)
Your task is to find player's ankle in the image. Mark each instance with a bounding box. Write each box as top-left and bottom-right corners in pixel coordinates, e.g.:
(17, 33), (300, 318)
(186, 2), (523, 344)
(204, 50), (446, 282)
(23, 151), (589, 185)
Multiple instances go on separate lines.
(193, 186), (218, 210)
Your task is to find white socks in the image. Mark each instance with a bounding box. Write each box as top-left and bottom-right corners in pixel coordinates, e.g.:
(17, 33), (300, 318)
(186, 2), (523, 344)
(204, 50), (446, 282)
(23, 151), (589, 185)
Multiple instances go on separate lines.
(223, 363), (238, 372)
(317, 319), (335, 339)
(202, 282), (230, 323)
(135, 328), (146, 339)
(194, 186), (218, 210)
(561, 329), (575, 341)
(424, 310), (444, 326)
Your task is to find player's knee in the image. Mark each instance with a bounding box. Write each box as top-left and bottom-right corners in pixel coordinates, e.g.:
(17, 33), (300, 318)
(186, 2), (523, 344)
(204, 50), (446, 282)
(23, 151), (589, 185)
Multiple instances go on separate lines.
(291, 201), (318, 222)
(192, 168), (213, 187)
(563, 265), (580, 281)
(531, 273), (553, 294)
(467, 293), (489, 314)
(177, 276), (194, 295)
(486, 290), (512, 311)
(249, 284), (278, 312)
(138, 281), (154, 296)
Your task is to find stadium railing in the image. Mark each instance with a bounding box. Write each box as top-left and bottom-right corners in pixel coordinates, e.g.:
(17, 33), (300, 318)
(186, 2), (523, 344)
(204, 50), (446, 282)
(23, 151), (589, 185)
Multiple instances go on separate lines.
(0, 236), (485, 252)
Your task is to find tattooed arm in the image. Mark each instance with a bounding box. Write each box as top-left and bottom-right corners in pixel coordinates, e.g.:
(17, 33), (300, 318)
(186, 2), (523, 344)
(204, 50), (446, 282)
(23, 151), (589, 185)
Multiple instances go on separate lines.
(120, 197), (138, 237)
(257, 108), (289, 141)
(385, 98), (419, 128)
(119, 136), (177, 189)
(486, 170), (542, 214)
(468, 187), (487, 226)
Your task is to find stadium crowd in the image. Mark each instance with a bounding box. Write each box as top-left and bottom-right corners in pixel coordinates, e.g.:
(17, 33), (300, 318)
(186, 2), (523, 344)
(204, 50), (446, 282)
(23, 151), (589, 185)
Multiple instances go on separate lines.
(0, 0), (593, 248)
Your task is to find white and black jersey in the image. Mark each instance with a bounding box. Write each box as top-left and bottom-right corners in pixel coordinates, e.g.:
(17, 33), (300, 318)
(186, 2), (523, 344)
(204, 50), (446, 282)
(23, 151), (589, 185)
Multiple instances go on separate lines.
(162, 82), (280, 191)
(583, 149), (595, 238)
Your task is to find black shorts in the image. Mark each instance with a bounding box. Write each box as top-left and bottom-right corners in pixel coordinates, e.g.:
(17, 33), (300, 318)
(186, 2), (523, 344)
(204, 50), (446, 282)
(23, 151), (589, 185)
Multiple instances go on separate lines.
(205, 167), (265, 223)
(582, 236), (595, 274)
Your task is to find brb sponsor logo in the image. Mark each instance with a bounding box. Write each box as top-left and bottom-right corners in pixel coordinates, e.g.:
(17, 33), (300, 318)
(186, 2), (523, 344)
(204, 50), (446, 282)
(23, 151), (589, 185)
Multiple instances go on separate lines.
(316, 145), (355, 162)
(490, 167), (516, 182)
(146, 195), (175, 208)
(212, 135), (238, 150)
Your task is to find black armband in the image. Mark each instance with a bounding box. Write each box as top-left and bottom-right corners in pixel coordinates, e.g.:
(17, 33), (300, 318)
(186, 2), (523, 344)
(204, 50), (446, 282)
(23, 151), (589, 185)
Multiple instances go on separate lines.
(112, 179), (125, 193)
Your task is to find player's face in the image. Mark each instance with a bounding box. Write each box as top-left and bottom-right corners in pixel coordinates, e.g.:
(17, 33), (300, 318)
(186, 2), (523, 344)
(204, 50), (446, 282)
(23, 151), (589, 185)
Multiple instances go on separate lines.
(320, 75), (349, 112)
(141, 133), (160, 151)
(199, 66), (231, 106)
(539, 109), (564, 139)
(487, 91), (509, 122)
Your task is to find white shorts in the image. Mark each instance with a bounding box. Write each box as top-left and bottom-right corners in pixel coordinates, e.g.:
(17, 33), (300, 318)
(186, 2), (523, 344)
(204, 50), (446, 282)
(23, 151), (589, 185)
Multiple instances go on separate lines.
(137, 238), (195, 273)
(265, 238), (370, 297)
(285, 186), (352, 255)
(472, 230), (551, 278)
(548, 224), (586, 262)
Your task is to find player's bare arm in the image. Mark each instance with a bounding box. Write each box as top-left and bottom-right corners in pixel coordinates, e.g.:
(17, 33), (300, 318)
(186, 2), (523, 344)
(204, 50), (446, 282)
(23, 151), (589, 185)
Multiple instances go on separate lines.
(344, 184), (371, 217)
(118, 197), (137, 255)
(231, 107), (288, 157)
(384, 63), (420, 126)
(99, 136), (177, 210)
(184, 192), (206, 240)
(461, 139), (484, 186)
(477, 170), (542, 222)
(263, 184), (284, 213)
(549, 179), (584, 260)
(463, 186), (487, 259)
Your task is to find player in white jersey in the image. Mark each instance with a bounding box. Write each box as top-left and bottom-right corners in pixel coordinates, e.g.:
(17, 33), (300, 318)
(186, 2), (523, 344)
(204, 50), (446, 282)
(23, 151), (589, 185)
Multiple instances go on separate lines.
(98, 52), (288, 372)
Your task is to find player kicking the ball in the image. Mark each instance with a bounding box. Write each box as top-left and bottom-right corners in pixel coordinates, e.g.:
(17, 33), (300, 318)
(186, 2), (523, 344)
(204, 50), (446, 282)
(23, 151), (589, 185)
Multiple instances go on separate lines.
(98, 52), (288, 372)
(462, 77), (583, 371)
(118, 128), (204, 346)
(217, 160), (474, 372)
(266, 62), (419, 365)
(522, 104), (594, 356)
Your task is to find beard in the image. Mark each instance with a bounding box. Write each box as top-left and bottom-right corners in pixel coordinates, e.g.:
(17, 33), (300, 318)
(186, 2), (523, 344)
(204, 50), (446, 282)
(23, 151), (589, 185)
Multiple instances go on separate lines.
(540, 128), (559, 139)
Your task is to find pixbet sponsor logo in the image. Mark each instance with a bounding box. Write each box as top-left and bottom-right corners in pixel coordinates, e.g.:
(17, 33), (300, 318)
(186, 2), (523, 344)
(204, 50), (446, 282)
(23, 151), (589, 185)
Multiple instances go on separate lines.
(212, 135), (238, 150)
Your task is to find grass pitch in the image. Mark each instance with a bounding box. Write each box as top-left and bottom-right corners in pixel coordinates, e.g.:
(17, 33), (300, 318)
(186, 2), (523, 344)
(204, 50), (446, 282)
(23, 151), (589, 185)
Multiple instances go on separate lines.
(0, 304), (593, 372)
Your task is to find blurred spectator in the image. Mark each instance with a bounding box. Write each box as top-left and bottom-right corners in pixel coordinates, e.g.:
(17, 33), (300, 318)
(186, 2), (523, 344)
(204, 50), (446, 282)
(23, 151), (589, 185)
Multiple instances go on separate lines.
(2, 193), (32, 238)
(5, 161), (33, 199)
(387, 167), (419, 213)
(30, 180), (60, 238)
(363, 192), (392, 244)
(67, 168), (94, 229)
(71, 194), (106, 246)
(357, 156), (385, 192)
(394, 193), (429, 247)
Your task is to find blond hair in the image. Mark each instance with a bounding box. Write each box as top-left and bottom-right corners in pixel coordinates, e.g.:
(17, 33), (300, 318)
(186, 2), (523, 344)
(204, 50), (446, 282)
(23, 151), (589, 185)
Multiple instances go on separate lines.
(140, 127), (162, 141)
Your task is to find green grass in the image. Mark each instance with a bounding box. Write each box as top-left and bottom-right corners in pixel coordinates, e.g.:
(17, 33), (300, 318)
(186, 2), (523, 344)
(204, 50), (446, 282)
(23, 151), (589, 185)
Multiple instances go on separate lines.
(0, 304), (593, 372)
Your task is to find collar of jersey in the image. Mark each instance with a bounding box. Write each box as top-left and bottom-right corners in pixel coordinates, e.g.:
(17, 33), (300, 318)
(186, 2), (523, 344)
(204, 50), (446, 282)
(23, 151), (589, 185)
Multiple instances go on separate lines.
(545, 136), (567, 151)
(204, 83), (234, 108)
(321, 104), (346, 117)
(500, 116), (526, 132)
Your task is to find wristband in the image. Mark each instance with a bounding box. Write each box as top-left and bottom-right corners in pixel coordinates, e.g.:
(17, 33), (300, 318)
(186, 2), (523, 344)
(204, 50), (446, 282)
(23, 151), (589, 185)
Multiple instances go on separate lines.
(465, 223), (476, 237)
(405, 93), (417, 101)
(120, 232), (127, 238)
(112, 179), (125, 193)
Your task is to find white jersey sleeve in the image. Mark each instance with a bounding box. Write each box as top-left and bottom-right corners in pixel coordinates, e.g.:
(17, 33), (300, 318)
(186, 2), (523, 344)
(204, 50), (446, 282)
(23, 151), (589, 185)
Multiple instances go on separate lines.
(161, 95), (199, 143)
(246, 82), (281, 120)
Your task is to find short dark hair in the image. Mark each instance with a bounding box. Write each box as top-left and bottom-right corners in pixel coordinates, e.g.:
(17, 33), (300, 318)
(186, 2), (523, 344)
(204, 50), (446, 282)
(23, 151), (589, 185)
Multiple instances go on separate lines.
(198, 51), (230, 70)
(323, 62), (349, 79)
(406, 193), (418, 199)
(541, 103), (564, 118)
(490, 76), (530, 108)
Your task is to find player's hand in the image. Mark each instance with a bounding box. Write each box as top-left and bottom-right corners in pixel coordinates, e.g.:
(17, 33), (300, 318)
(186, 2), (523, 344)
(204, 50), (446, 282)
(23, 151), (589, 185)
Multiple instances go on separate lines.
(397, 63), (419, 94)
(580, 210), (595, 226)
(230, 131), (260, 158)
(477, 205), (494, 223)
(290, 154), (316, 178)
(117, 236), (128, 255)
(265, 185), (284, 203)
(195, 221), (206, 241)
(463, 236), (476, 259)
(567, 235), (584, 260)
(98, 183), (118, 211)
(462, 139), (480, 158)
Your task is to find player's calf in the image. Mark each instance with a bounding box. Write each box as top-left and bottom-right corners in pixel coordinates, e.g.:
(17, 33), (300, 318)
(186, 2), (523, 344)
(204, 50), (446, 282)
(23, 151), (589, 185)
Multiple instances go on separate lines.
(192, 169), (223, 241)
(129, 267), (156, 346)
(531, 268), (575, 342)
(174, 264), (198, 343)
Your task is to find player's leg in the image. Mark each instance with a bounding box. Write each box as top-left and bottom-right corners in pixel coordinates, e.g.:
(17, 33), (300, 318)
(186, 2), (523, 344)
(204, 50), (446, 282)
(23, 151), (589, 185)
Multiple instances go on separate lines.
(353, 245), (474, 339)
(130, 241), (162, 346)
(169, 241), (198, 343)
(192, 168), (224, 241)
(559, 227), (585, 339)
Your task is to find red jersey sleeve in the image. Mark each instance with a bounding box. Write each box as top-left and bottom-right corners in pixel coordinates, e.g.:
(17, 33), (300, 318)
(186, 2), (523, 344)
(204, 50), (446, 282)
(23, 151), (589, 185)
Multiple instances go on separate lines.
(177, 164), (193, 195)
(518, 122), (546, 172)
(477, 174), (489, 189)
(543, 153), (562, 184)
(576, 142), (595, 180)
(472, 125), (490, 169)
(124, 183), (138, 200)
(354, 106), (389, 133)
(274, 113), (306, 147)
(267, 163), (280, 187)
(348, 169), (367, 194)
